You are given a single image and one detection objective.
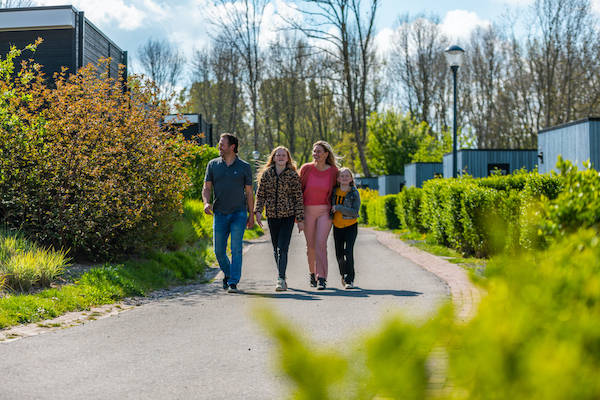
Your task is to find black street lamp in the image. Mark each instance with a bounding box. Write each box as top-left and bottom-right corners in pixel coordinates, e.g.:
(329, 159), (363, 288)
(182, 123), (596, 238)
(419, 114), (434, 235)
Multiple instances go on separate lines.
(444, 44), (465, 178)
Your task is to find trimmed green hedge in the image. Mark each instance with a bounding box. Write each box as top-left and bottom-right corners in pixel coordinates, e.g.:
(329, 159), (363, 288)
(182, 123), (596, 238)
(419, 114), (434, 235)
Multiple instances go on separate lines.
(396, 187), (425, 233)
(364, 171), (564, 257)
(366, 195), (400, 230)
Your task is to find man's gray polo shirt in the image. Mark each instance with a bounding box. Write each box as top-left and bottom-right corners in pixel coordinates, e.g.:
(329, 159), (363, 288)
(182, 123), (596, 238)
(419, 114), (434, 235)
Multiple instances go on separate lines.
(204, 156), (252, 214)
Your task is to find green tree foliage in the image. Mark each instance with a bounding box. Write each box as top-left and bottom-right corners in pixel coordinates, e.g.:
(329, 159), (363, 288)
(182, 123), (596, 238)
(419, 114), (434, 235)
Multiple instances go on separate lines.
(411, 128), (452, 163)
(366, 111), (432, 175)
(186, 145), (219, 200)
(0, 44), (192, 260)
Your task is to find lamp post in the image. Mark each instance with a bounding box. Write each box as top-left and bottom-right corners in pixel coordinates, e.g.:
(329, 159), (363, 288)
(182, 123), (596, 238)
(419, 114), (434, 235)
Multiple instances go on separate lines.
(251, 150), (260, 190)
(444, 44), (465, 178)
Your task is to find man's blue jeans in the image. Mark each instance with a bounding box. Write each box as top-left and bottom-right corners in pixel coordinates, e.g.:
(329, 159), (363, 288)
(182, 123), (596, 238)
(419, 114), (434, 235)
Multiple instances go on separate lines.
(213, 210), (247, 285)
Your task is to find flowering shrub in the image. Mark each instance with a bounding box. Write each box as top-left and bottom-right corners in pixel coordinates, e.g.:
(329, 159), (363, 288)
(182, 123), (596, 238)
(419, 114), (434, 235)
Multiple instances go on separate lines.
(0, 44), (191, 259)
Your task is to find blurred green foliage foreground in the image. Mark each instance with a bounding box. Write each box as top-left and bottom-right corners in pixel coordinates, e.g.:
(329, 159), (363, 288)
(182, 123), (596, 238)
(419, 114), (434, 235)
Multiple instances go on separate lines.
(256, 160), (600, 400)
(257, 229), (600, 400)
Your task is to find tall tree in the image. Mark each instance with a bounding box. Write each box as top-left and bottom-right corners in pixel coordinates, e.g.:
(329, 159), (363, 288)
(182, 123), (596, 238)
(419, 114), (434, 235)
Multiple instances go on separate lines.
(209, 0), (267, 152)
(186, 42), (247, 137)
(388, 14), (448, 129)
(291, 0), (381, 176)
(137, 38), (185, 101)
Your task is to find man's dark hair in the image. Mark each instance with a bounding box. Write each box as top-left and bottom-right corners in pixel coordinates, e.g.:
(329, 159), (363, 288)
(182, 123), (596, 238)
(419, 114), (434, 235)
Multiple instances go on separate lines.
(220, 133), (239, 153)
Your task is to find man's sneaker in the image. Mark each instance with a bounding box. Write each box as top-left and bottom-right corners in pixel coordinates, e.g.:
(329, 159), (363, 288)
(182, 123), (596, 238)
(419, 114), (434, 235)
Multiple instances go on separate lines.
(227, 283), (238, 293)
(344, 282), (354, 289)
(276, 278), (287, 292)
(310, 273), (317, 287)
(222, 277), (229, 290)
(317, 278), (326, 290)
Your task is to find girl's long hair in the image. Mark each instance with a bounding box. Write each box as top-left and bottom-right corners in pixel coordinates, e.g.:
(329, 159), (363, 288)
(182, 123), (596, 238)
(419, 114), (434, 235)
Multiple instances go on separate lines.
(256, 146), (297, 183)
(313, 140), (340, 167)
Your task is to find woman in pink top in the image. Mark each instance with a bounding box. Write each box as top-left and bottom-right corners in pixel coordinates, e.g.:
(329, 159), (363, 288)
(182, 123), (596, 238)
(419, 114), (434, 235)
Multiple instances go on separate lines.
(299, 140), (339, 290)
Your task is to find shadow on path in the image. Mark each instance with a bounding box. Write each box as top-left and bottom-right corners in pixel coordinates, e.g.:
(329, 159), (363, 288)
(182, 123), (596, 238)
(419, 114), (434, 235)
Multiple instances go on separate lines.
(239, 287), (422, 300)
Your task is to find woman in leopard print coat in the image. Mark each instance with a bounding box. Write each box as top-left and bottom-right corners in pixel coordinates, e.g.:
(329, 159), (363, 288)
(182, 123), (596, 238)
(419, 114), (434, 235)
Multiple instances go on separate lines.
(254, 146), (304, 291)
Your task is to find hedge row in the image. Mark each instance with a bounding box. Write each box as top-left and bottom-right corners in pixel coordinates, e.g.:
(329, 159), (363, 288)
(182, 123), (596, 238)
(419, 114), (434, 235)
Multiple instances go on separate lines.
(361, 169), (570, 257)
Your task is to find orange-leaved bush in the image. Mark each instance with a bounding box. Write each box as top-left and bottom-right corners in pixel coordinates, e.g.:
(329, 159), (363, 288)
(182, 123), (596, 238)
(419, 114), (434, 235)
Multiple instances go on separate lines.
(0, 44), (192, 260)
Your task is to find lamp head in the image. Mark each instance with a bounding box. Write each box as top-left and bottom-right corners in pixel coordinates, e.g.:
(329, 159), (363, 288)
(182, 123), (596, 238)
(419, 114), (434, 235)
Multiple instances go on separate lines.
(444, 45), (465, 68)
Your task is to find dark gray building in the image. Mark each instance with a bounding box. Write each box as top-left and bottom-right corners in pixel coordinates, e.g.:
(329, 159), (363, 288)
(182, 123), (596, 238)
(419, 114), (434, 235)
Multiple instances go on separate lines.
(163, 114), (214, 146)
(377, 175), (405, 195)
(404, 162), (443, 188)
(538, 117), (600, 173)
(443, 149), (538, 178)
(0, 5), (127, 81)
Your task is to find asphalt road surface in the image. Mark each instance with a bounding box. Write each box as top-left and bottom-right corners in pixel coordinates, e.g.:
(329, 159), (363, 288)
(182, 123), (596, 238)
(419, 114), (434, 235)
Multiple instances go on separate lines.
(0, 228), (449, 400)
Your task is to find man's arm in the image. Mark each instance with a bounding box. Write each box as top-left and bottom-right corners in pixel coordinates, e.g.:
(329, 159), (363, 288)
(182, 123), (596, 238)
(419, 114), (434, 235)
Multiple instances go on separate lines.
(202, 181), (213, 215)
(245, 185), (255, 229)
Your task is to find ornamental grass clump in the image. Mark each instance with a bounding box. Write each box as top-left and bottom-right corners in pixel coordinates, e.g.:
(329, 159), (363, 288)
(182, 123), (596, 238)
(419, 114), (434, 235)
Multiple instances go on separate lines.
(0, 229), (69, 292)
(0, 43), (192, 260)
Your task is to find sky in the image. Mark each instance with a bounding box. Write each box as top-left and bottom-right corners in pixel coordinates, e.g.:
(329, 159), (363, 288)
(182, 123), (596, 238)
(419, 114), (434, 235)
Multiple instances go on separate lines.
(31, 0), (600, 77)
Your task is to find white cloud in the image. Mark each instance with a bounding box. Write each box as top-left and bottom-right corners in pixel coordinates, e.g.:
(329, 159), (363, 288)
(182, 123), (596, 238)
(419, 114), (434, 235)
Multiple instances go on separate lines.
(374, 27), (394, 57)
(492, 0), (534, 5)
(440, 10), (491, 41)
(34, 0), (159, 30)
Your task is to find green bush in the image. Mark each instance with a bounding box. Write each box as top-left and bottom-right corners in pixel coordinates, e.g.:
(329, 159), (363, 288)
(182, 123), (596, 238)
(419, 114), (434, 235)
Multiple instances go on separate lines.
(540, 158), (600, 240)
(459, 184), (502, 257)
(186, 144), (219, 199)
(396, 187), (426, 233)
(420, 179), (449, 246)
(0, 44), (191, 260)
(366, 195), (400, 230)
(259, 228), (600, 399)
(357, 188), (378, 225)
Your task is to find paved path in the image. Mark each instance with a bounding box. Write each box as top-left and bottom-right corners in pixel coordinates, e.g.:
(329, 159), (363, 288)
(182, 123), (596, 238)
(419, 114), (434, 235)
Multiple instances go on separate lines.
(1, 228), (452, 400)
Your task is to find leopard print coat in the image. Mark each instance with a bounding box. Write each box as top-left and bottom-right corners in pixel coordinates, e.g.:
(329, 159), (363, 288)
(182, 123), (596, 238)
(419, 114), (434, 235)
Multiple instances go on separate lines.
(254, 166), (304, 222)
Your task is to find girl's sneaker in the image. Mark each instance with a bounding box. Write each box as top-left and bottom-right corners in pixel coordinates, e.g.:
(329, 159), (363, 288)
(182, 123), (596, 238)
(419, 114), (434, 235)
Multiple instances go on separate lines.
(317, 278), (326, 290)
(310, 273), (317, 287)
(276, 278), (287, 291)
(344, 282), (354, 289)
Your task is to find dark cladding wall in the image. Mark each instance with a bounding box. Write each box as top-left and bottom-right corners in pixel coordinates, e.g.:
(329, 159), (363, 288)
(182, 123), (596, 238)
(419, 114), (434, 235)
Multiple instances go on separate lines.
(0, 7), (127, 84)
(0, 28), (75, 78)
(83, 19), (125, 78)
(538, 118), (600, 173)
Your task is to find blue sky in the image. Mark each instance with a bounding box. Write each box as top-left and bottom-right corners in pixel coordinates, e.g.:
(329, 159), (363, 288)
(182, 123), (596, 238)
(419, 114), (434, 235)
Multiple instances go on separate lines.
(30, 0), (598, 75)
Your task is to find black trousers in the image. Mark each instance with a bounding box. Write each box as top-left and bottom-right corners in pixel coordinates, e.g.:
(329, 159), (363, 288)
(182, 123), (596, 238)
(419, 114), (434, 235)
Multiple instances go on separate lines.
(333, 222), (358, 284)
(267, 216), (296, 279)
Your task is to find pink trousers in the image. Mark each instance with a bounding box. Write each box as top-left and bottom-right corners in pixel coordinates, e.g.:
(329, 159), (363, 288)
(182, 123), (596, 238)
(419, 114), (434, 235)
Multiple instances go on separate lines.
(303, 205), (333, 279)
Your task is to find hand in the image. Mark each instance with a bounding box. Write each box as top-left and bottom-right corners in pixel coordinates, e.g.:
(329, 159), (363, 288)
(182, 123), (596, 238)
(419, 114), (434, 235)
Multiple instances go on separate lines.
(297, 221), (304, 233)
(246, 214), (255, 229)
(255, 212), (263, 228)
(331, 205), (337, 213)
(204, 203), (213, 215)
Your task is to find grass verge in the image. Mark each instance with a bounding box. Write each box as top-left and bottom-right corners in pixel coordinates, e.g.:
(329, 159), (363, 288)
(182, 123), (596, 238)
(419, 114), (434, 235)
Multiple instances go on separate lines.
(0, 244), (214, 329)
(388, 228), (486, 277)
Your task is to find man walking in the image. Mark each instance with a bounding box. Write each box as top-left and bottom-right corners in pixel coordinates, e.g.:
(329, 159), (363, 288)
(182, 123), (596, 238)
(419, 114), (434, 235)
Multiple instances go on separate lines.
(203, 133), (255, 293)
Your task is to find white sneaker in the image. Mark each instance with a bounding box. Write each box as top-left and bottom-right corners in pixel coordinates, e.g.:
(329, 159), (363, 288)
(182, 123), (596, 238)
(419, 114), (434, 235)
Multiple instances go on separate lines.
(344, 282), (354, 289)
(276, 278), (287, 291)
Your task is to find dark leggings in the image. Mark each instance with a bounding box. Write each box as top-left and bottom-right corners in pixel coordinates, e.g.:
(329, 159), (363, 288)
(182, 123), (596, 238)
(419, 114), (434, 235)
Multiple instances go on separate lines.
(333, 222), (358, 284)
(268, 216), (296, 279)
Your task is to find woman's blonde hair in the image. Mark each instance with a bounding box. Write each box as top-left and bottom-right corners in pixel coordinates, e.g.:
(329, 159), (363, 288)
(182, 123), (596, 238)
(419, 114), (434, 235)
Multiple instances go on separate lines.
(256, 146), (297, 183)
(337, 167), (355, 186)
(313, 140), (340, 167)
